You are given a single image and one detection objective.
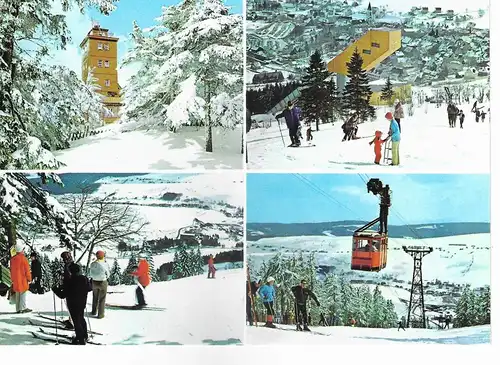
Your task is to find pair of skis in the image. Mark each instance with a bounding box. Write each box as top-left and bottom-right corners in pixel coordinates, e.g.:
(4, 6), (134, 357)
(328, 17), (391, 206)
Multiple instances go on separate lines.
(30, 328), (103, 345)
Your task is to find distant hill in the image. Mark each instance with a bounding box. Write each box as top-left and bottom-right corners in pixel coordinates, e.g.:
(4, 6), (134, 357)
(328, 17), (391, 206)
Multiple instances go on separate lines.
(247, 221), (490, 240)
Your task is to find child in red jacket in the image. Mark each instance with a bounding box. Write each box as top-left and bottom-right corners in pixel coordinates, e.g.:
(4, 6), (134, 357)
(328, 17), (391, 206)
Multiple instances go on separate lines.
(369, 130), (387, 164)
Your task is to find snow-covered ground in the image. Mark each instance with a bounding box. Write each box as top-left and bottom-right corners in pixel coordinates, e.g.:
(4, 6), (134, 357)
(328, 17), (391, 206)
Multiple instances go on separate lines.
(246, 323), (490, 344)
(54, 124), (243, 171)
(247, 103), (490, 172)
(248, 234), (490, 288)
(0, 269), (244, 345)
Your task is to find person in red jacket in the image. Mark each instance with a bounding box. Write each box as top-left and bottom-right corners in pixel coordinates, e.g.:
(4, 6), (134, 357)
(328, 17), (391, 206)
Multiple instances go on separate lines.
(207, 254), (216, 279)
(10, 244), (32, 313)
(131, 254), (151, 307)
(369, 130), (387, 164)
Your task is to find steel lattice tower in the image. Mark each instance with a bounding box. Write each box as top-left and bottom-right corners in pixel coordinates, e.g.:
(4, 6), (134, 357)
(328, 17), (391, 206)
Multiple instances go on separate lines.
(403, 246), (433, 328)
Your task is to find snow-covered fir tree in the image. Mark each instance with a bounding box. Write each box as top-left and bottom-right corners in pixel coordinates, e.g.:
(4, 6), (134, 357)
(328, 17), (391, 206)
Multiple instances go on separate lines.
(478, 286), (491, 325)
(300, 50), (337, 131)
(49, 257), (65, 286)
(121, 254), (138, 285)
(0, 0), (118, 169)
(123, 0), (243, 152)
(341, 48), (375, 122)
(195, 246), (204, 275)
(40, 253), (53, 291)
(380, 77), (394, 105)
(108, 258), (122, 286)
(0, 173), (75, 264)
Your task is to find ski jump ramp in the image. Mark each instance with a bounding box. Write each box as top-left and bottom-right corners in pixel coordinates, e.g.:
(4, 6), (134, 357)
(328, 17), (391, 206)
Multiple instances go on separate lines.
(267, 29), (402, 115)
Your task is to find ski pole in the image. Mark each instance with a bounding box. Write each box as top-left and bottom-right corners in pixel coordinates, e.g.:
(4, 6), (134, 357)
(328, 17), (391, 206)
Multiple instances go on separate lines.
(52, 291), (59, 345)
(85, 305), (93, 340)
(276, 118), (285, 147)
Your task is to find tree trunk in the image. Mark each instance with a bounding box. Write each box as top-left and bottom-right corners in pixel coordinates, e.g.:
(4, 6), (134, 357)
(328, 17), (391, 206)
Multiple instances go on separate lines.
(85, 242), (97, 274)
(316, 118), (319, 132)
(241, 124), (244, 155)
(0, 3), (18, 113)
(205, 86), (213, 153)
(2, 219), (16, 265)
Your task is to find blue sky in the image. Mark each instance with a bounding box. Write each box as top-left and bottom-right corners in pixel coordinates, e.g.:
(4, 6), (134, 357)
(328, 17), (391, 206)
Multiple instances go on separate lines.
(246, 174), (490, 225)
(48, 0), (241, 84)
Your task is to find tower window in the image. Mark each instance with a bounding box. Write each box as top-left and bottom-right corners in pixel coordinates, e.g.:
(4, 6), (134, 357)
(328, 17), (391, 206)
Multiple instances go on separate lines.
(363, 49), (372, 55)
(105, 80), (111, 87)
(97, 43), (103, 50)
(104, 60), (110, 68)
(98, 60), (103, 67)
(104, 43), (110, 51)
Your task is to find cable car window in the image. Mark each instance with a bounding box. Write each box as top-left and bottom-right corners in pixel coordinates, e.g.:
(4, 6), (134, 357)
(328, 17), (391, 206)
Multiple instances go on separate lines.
(373, 240), (381, 251)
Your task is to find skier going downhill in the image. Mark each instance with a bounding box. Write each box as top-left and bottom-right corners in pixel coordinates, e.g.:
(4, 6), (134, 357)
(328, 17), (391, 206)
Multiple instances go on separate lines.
(275, 101), (302, 147)
(258, 277), (277, 328)
(291, 279), (320, 332)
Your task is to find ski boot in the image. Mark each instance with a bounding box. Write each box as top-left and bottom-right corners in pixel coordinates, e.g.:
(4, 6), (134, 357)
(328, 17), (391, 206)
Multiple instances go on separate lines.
(63, 319), (74, 330)
(264, 321), (276, 329)
(296, 324), (303, 331)
(303, 324), (311, 332)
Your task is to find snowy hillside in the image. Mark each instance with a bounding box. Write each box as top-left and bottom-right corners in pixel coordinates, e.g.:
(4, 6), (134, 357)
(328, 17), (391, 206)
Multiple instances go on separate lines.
(248, 234), (490, 288)
(247, 102), (489, 171)
(54, 124), (243, 171)
(246, 324), (490, 345)
(0, 269), (244, 345)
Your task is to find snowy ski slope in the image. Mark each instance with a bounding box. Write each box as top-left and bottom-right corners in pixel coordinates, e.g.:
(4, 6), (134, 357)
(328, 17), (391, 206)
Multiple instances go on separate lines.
(247, 103), (489, 172)
(0, 269), (244, 345)
(246, 323), (490, 345)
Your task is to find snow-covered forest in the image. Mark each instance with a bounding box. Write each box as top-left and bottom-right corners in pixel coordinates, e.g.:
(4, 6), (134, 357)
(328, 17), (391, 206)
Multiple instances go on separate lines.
(0, 0), (244, 170)
(248, 253), (399, 328)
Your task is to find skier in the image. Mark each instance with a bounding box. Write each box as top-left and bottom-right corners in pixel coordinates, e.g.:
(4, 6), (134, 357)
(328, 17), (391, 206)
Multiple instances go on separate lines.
(342, 113), (358, 142)
(29, 251), (44, 295)
(10, 244), (32, 313)
(385, 112), (401, 166)
(207, 254), (216, 279)
(379, 184), (391, 234)
(258, 277), (276, 328)
(475, 109), (481, 123)
(291, 279), (320, 331)
(481, 111), (486, 123)
(394, 99), (404, 133)
(275, 101), (302, 147)
(369, 130), (387, 165)
(305, 121), (313, 144)
(318, 312), (328, 326)
(397, 320), (406, 331)
(459, 110), (465, 129)
(444, 315), (451, 329)
(447, 103), (459, 128)
(60, 251), (76, 329)
(131, 253), (151, 307)
(350, 318), (357, 327)
(89, 250), (110, 319)
(246, 279), (260, 326)
(53, 263), (92, 345)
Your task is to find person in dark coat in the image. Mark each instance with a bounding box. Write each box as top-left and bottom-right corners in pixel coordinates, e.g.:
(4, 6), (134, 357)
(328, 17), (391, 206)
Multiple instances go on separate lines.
(444, 315), (451, 329)
(29, 252), (43, 294)
(246, 279), (260, 326)
(291, 279), (320, 331)
(459, 110), (465, 129)
(53, 263), (92, 344)
(342, 113), (359, 141)
(60, 251), (75, 329)
(318, 312), (328, 326)
(379, 185), (391, 234)
(397, 320), (406, 331)
(481, 111), (486, 123)
(475, 110), (481, 123)
(275, 101), (302, 147)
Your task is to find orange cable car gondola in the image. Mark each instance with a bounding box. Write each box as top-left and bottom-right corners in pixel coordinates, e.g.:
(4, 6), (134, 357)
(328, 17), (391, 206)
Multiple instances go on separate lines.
(351, 178), (391, 272)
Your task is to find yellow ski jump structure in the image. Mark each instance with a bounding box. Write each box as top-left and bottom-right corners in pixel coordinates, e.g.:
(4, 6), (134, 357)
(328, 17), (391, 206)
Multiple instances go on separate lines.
(327, 29), (402, 75)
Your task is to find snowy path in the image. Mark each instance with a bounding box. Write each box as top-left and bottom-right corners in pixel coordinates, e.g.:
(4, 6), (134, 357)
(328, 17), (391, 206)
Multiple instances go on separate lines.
(0, 269), (244, 345)
(247, 104), (490, 172)
(55, 124), (243, 171)
(246, 324), (490, 345)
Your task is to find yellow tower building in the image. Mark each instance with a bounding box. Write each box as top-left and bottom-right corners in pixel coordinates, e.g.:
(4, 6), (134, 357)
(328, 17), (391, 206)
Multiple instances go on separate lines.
(80, 24), (122, 124)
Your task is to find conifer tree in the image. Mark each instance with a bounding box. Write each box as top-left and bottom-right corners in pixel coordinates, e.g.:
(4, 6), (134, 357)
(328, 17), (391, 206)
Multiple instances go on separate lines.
(380, 77), (394, 105)
(478, 286), (491, 325)
(40, 254), (52, 291)
(121, 254), (138, 285)
(300, 50), (337, 131)
(108, 258), (122, 286)
(341, 48), (375, 122)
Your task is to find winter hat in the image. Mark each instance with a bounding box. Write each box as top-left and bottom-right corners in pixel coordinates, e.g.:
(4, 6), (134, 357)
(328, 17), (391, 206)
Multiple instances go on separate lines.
(395, 99), (400, 104)
(267, 276), (275, 283)
(96, 250), (105, 260)
(138, 252), (147, 259)
(69, 263), (81, 276)
(375, 130), (382, 137)
(385, 112), (393, 120)
(15, 243), (25, 253)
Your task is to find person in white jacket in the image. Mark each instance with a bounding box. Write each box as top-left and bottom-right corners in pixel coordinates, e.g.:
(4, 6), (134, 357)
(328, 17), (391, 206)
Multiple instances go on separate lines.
(89, 250), (110, 319)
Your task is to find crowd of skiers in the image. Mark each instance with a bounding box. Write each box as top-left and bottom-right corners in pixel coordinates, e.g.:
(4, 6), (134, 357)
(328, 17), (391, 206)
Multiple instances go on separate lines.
(447, 101), (488, 128)
(3, 244), (151, 345)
